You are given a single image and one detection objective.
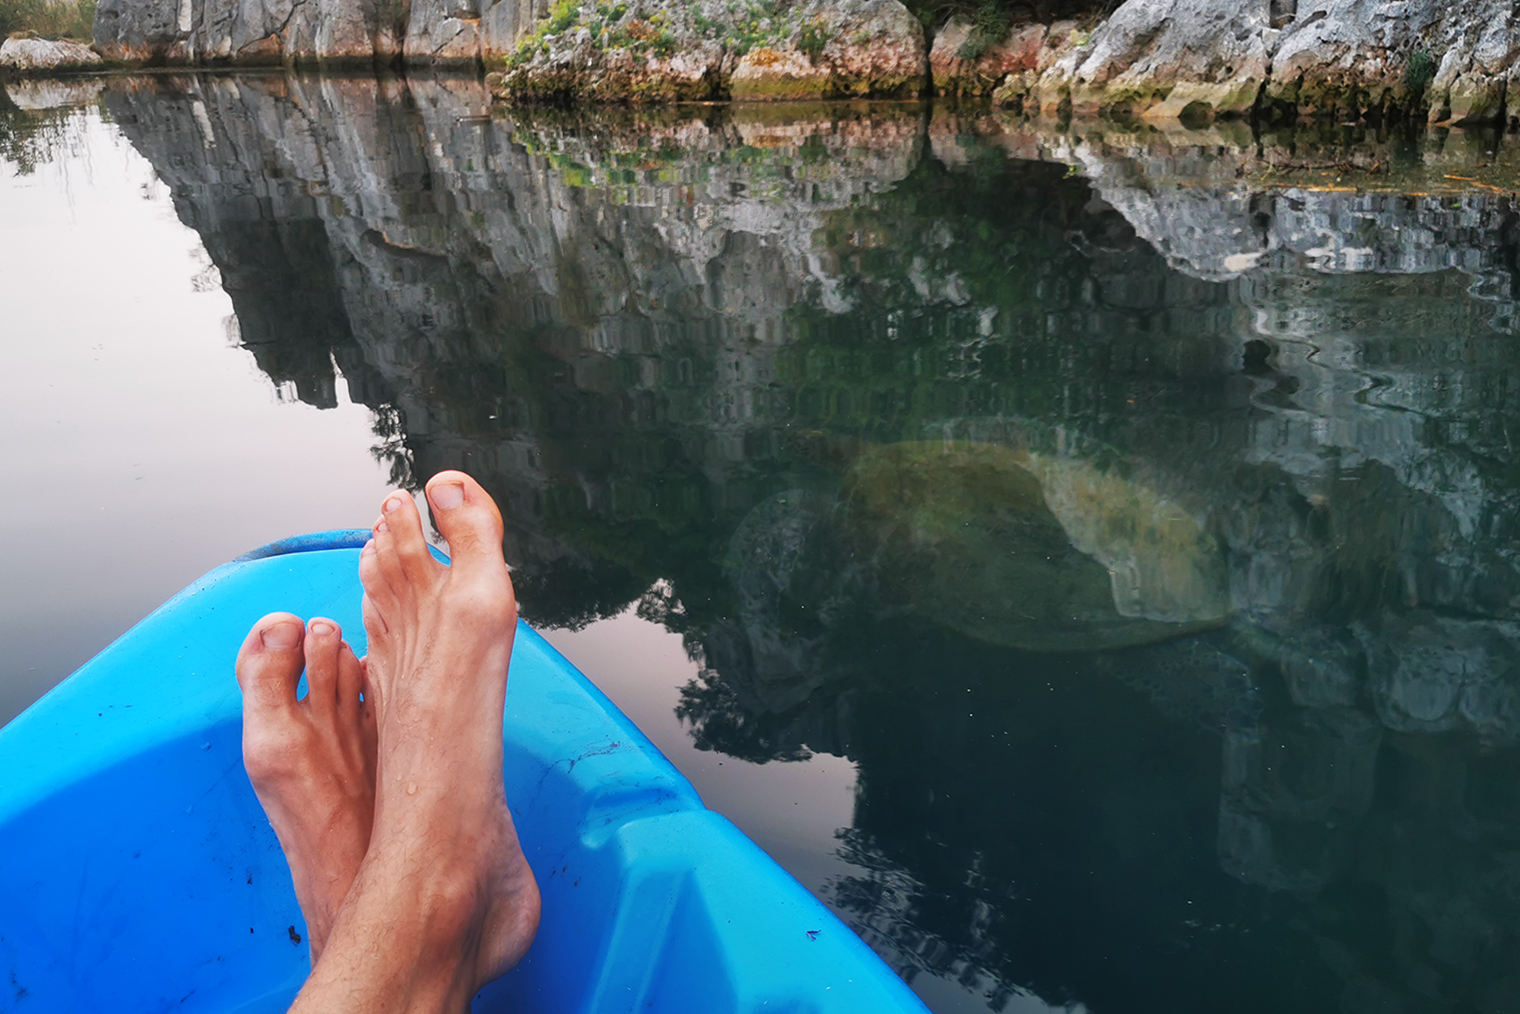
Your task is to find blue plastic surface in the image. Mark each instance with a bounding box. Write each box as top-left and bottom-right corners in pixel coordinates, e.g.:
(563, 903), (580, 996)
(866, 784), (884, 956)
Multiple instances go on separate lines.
(0, 533), (929, 1013)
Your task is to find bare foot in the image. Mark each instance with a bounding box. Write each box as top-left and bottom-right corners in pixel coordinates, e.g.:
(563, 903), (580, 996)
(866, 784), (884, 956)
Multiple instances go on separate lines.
(236, 614), (377, 965)
(344, 471), (541, 996)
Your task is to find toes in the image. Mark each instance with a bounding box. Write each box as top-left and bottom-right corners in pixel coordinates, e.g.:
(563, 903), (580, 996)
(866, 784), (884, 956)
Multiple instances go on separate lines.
(236, 613), (306, 713)
(425, 471), (507, 577)
(336, 641), (366, 712)
(378, 491), (438, 586)
(371, 510), (411, 607)
(303, 618), (342, 716)
(358, 539), (392, 632)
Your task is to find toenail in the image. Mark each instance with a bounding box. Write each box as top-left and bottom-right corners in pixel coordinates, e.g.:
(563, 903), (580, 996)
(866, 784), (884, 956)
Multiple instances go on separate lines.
(375, 519), (389, 534)
(261, 621), (302, 649)
(383, 495), (404, 514)
(309, 620), (335, 636)
(431, 482), (465, 510)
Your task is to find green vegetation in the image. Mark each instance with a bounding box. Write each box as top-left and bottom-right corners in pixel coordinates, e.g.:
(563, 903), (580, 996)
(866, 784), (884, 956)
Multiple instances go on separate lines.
(719, 0), (787, 58)
(955, 0), (1011, 59)
(1404, 48), (1436, 93)
(1, 0), (97, 40)
(797, 15), (830, 62)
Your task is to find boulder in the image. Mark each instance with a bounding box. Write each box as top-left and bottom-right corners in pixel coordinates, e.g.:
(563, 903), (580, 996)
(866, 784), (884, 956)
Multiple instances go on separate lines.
(930, 18), (1044, 98)
(0, 37), (103, 72)
(1033, 0), (1271, 120)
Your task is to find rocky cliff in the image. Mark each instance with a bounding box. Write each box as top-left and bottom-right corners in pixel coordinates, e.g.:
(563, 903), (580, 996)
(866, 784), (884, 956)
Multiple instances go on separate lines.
(91, 0), (541, 65)
(84, 0), (1520, 123)
(980, 0), (1520, 124)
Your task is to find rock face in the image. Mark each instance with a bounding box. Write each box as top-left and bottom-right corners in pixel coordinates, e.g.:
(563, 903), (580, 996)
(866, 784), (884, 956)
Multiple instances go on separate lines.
(992, 0), (1520, 124)
(1031, 0), (1272, 119)
(0, 37), (103, 72)
(929, 17), (1045, 98)
(92, 0), (536, 65)
(491, 0), (927, 102)
(74, 0), (1520, 121)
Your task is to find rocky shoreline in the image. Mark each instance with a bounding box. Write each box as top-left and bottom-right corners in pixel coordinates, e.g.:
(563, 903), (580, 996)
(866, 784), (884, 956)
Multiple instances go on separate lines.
(9, 1), (1520, 126)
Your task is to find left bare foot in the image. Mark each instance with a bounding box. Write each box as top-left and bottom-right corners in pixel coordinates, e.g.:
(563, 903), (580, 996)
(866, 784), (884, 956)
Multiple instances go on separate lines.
(236, 614), (377, 964)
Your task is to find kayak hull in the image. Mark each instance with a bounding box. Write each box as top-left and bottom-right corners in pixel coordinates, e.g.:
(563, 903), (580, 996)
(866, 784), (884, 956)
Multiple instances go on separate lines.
(0, 532), (928, 1013)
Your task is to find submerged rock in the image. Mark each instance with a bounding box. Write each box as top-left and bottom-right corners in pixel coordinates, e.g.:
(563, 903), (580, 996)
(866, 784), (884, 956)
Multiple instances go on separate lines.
(0, 37), (102, 72)
(840, 441), (1229, 652)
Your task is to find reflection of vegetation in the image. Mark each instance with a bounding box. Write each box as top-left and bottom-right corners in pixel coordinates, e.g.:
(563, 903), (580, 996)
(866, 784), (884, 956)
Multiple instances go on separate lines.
(0, 97), (91, 175)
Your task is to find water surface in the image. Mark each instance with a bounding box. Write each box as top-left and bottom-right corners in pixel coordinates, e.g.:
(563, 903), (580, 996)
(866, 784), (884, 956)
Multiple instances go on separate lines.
(7, 74), (1520, 1014)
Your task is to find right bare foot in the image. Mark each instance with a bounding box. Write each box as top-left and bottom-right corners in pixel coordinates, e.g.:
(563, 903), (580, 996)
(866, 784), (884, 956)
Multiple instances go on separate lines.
(236, 613), (376, 965)
(332, 471), (540, 1002)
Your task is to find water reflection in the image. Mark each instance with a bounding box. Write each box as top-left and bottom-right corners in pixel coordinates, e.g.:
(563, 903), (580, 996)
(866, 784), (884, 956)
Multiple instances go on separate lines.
(85, 74), (1520, 1012)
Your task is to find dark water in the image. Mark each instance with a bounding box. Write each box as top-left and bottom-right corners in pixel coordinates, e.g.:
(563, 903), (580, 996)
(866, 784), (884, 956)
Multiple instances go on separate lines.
(8, 74), (1520, 1014)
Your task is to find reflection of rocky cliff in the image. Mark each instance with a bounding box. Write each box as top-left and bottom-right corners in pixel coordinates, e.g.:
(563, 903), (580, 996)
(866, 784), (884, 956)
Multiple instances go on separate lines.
(108, 75), (1520, 1013)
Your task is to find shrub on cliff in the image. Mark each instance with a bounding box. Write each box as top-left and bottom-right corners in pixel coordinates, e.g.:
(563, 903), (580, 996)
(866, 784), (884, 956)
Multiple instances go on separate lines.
(0, 0), (96, 41)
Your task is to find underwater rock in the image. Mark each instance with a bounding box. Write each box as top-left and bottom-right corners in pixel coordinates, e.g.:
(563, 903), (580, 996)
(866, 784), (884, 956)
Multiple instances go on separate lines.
(840, 441), (1229, 652)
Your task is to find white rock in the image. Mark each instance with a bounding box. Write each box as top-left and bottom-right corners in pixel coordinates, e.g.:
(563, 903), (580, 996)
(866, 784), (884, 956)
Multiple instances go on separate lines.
(0, 37), (103, 71)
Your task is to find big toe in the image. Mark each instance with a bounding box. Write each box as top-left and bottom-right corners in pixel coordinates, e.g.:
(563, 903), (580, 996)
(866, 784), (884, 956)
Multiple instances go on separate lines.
(425, 471), (507, 575)
(236, 613), (306, 713)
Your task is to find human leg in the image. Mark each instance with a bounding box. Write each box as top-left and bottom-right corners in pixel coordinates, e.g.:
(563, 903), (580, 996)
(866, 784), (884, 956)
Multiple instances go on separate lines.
(236, 614), (377, 965)
(288, 471), (540, 1012)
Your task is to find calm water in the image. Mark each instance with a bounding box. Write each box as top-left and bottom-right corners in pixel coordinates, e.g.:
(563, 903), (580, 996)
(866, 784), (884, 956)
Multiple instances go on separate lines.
(7, 74), (1520, 1014)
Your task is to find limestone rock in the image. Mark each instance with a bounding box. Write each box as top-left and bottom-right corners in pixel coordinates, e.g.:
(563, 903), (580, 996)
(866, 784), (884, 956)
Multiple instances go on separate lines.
(731, 45), (827, 101)
(1035, 0), (1271, 120)
(798, 0), (925, 98)
(931, 18), (1043, 98)
(1259, 0), (1520, 124)
(495, 0), (925, 103)
(988, 20), (1087, 112)
(0, 37), (103, 72)
(93, 0), (531, 66)
(986, 0), (1520, 125)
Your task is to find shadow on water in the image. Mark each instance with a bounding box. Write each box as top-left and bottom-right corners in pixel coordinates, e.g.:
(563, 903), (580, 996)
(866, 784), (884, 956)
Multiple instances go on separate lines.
(22, 70), (1520, 1012)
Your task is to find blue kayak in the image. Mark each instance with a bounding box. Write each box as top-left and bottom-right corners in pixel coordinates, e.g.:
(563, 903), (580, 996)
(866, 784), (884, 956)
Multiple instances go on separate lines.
(0, 532), (929, 1013)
